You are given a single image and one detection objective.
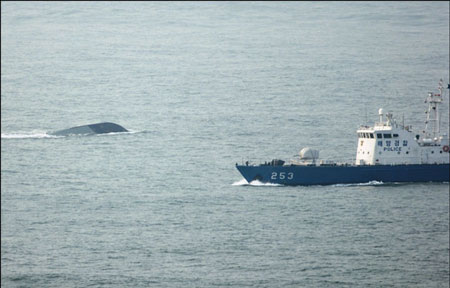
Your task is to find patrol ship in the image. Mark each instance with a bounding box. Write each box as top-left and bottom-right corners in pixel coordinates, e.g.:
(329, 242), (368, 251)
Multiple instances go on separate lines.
(236, 80), (450, 185)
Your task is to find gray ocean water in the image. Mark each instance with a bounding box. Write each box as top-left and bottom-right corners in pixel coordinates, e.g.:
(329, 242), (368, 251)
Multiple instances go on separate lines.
(2, 2), (449, 287)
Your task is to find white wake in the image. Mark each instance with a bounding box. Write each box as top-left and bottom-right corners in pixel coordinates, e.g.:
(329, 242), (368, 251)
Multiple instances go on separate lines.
(232, 178), (283, 186)
(1, 132), (60, 139)
(333, 180), (384, 187)
(2, 129), (142, 139)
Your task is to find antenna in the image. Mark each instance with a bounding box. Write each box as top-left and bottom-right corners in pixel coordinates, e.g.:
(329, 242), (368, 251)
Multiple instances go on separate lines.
(378, 108), (384, 124)
(365, 104), (368, 125)
(447, 80), (450, 136)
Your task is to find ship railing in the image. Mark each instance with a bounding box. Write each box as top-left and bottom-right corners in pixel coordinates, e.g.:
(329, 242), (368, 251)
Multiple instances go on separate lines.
(239, 157), (358, 167)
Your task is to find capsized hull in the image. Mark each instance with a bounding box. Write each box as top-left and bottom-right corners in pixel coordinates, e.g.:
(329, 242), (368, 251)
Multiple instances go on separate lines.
(50, 122), (128, 136)
(236, 164), (450, 185)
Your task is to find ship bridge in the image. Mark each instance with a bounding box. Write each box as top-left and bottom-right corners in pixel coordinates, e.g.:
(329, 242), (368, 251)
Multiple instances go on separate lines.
(356, 81), (449, 166)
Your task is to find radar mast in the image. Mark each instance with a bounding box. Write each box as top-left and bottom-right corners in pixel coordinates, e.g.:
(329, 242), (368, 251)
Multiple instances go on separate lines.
(424, 79), (445, 139)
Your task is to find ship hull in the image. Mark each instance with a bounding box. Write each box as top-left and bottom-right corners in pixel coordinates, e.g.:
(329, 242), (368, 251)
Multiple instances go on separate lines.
(236, 164), (450, 185)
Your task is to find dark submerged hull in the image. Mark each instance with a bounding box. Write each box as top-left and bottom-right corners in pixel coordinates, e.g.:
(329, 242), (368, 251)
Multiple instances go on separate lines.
(51, 122), (128, 136)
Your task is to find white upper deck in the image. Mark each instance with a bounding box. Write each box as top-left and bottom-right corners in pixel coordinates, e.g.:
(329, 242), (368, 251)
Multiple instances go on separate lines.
(355, 80), (449, 165)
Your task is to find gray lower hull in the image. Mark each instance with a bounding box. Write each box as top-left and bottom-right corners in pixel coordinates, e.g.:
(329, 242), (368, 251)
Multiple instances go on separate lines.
(50, 122), (128, 136)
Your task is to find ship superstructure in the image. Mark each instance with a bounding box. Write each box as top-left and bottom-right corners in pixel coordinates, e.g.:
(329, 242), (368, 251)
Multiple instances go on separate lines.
(356, 80), (449, 166)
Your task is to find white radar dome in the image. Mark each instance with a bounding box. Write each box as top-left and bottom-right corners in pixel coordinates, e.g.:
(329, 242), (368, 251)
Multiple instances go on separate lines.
(299, 147), (319, 160)
(378, 108), (384, 115)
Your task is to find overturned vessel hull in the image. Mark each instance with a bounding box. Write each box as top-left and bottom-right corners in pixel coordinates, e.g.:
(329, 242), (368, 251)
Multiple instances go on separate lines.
(50, 122), (128, 136)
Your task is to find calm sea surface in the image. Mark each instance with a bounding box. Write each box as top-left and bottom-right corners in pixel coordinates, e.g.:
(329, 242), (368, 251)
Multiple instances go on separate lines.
(2, 2), (449, 287)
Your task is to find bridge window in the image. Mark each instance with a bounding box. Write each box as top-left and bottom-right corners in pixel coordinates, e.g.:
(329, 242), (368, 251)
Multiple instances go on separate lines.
(383, 133), (392, 138)
(403, 140), (408, 146)
(386, 140), (391, 147)
(378, 141), (383, 147)
(395, 140), (399, 146)
(369, 133), (374, 138)
(377, 133), (382, 138)
(393, 134), (399, 137)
